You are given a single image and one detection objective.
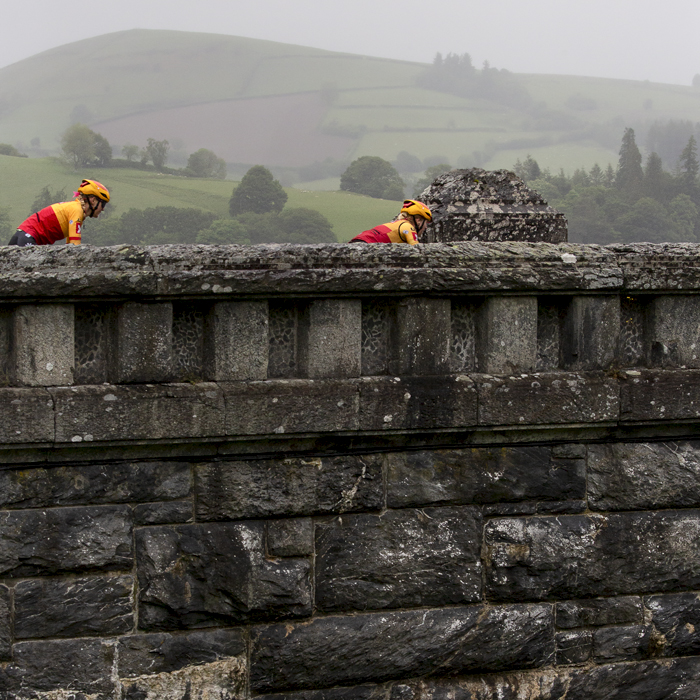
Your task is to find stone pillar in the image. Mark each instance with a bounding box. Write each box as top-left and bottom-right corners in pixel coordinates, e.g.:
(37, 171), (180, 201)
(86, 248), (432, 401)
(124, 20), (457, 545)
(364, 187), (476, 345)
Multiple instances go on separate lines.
(204, 301), (269, 381)
(298, 300), (361, 379)
(648, 295), (700, 368)
(390, 298), (451, 376)
(13, 304), (74, 386)
(117, 302), (173, 383)
(0, 308), (11, 386)
(476, 297), (537, 374)
(561, 296), (620, 370)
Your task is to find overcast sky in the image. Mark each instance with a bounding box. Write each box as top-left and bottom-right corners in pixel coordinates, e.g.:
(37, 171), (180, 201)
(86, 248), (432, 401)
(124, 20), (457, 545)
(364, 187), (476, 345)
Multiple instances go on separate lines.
(3, 0), (699, 86)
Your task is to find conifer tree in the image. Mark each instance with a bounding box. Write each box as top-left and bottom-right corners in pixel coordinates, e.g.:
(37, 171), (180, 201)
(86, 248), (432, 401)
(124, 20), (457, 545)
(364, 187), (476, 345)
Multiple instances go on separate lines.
(679, 135), (700, 199)
(616, 128), (644, 196)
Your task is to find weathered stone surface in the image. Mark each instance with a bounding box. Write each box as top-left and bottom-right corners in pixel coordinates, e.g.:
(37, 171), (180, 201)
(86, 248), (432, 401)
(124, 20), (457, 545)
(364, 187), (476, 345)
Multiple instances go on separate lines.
(251, 604), (553, 692)
(0, 460), (191, 509)
(485, 511), (700, 601)
(0, 505), (132, 578)
(298, 299), (362, 379)
(387, 446), (585, 508)
(224, 379), (358, 435)
(13, 304), (74, 386)
(476, 296), (537, 374)
(588, 442), (700, 511)
(648, 295), (700, 368)
(477, 371), (619, 426)
(0, 638), (115, 695)
(561, 295), (620, 370)
(620, 369), (700, 421)
(118, 628), (246, 676)
(391, 298), (451, 376)
(52, 382), (224, 442)
(0, 585), (10, 661)
(646, 592), (700, 657)
(592, 624), (652, 663)
(268, 518), (314, 557)
(204, 300), (269, 380)
(134, 501), (193, 525)
(0, 387), (54, 444)
(14, 574), (133, 638)
(315, 506), (482, 612)
(136, 521), (312, 629)
(196, 454), (382, 520)
(420, 169), (567, 244)
(359, 375), (477, 431)
(0, 307), (11, 386)
(555, 630), (592, 665)
(556, 596), (643, 629)
(117, 301), (173, 383)
(258, 685), (386, 700)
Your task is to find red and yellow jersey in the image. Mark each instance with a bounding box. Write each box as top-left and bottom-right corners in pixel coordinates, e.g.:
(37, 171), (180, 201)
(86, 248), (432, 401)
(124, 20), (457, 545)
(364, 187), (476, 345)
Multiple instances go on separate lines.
(351, 218), (419, 245)
(18, 200), (85, 246)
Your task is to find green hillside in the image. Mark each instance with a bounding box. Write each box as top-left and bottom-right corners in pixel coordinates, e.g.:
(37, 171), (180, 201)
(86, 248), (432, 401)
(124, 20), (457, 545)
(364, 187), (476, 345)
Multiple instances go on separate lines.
(1, 29), (699, 179)
(0, 155), (398, 242)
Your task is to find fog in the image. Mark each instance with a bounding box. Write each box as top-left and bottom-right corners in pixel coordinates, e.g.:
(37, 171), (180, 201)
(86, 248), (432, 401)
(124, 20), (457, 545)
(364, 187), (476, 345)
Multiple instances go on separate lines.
(2, 0), (699, 86)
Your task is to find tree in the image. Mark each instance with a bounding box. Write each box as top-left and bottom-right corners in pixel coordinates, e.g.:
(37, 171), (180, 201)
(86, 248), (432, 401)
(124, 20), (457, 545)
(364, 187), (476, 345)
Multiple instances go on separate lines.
(615, 127), (644, 197)
(61, 124), (95, 167)
(119, 206), (218, 245)
(186, 148), (227, 179)
(678, 135), (699, 198)
(195, 219), (250, 245)
(668, 194), (699, 241)
(643, 152), (668, 202)
(93, 134), (112, 167)
(393, 151), (423, 174)
(278, 208), (336, 243)
(413, 164), (452, 198)
(615, 197), (672, 243)
(145, 138), (169, 171)
(513, 155), (541, 182)
(29, 186), (68, 215)
(340, 156), (405, 200)
(0, 143), (27, 157)
(229, 166), (288, 215)
(122, 144), (139, 162)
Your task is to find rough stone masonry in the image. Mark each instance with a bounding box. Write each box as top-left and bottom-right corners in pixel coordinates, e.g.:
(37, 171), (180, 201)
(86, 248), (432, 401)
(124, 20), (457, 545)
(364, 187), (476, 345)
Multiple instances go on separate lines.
(1, 234), (700, 698)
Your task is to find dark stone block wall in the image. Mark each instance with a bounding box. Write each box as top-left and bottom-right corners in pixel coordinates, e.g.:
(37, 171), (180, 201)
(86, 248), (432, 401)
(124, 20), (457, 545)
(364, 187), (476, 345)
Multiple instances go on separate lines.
(1, 243), (700, 698)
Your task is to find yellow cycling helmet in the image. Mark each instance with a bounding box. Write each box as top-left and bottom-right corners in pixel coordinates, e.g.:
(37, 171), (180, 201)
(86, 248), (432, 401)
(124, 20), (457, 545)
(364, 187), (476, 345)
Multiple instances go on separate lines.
(401, 199), (432, 221)
(77, 179), (110, 203)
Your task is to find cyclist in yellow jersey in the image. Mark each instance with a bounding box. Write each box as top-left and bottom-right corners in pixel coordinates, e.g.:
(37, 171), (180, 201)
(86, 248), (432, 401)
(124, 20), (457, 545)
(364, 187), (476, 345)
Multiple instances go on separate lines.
(351, 199), (432, 245)
(8, 179), (110, 246)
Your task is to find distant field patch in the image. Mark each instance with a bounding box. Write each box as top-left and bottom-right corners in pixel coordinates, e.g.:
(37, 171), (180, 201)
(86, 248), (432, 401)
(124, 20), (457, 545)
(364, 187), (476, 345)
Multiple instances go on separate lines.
(93, 93), (355, 167)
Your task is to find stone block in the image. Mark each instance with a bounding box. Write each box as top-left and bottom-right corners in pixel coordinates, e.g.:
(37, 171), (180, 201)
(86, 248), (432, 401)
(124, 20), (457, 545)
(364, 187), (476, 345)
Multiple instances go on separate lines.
(0, 638), (116, 696)
(592, 625), (651, 663)
(315, 506), (482, 612)
(476, 296), (537, 374)
(14, 574), (133, 638)
(646, 592), (700, 657)
(268, 518), (314, 557)
(298, 299), (361, 378)
(556, 630), (592, 665)
(134, 501), (193, 525)
(204, 300), (269, 380)
(256, 686), (386, 700)
(136, 521), (312, 630)
(387, 446), (585, 508)
(359, 375), (477, 431)
(118, 628), (246, 677)
(196, 454), (382, 521)
(0, 586), (10, 661)
(485, 511), (700, 602)
(556, 596), (643, 629)
(620, 369), (700, 421)
(223, 379), (358, 435)
(561, 295), (620, 370)
(0, 307), (11, 386)
(0, 387), (54, 444)
(117, 301), (173, 383)
(0, 460), (191, 509)
(0, 505), (132, 578)
(390, 298), (451, 376)
(648, 295), (700, 368)
(13, 304), (74, 386)
(251, 604), (554, 693)
(477, 371), (619, 426)
(588, 442), (700, 511)
(52, 382), (224, 443)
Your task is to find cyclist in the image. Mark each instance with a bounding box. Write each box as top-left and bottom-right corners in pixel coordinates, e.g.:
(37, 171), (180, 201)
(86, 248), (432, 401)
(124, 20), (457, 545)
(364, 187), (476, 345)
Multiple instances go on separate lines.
(8, 179), (110, 246)
(350, 199), (432, 245)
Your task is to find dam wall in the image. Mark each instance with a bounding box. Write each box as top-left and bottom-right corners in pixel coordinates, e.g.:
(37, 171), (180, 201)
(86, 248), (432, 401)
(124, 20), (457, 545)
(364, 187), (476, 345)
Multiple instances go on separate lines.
(0, 242), (699, 698)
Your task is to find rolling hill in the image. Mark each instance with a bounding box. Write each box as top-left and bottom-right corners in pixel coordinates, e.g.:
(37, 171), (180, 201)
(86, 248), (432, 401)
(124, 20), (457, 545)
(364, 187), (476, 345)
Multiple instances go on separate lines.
(1, 29), (699, 183)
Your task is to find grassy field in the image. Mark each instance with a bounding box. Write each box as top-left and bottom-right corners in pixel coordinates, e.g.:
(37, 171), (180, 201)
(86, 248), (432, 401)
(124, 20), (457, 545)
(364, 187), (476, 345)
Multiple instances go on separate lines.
(0, 155), (398, 243)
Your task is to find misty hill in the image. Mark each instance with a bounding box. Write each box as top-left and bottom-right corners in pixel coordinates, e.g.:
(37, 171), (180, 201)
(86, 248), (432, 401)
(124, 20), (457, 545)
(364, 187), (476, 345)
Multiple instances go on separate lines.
(1, 29), (699, 177)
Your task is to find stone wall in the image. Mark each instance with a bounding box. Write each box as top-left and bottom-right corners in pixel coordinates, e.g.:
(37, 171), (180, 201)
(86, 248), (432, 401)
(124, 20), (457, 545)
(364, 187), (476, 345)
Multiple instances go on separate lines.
(1, 242), (700, 698)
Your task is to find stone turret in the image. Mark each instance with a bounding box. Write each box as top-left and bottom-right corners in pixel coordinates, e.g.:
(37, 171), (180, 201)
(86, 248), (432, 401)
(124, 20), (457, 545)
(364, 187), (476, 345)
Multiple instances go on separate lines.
(420, 167), (568, 243)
